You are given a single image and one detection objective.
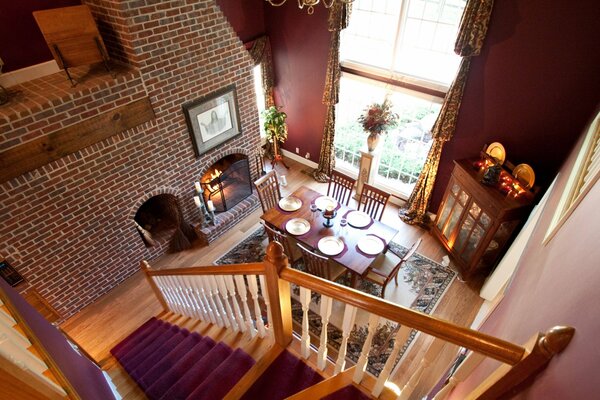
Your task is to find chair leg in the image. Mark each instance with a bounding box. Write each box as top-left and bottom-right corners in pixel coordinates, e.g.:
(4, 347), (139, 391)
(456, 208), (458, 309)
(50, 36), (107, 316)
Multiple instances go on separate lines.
(395, 274), (398, 285)
(380, 283), (386, 299)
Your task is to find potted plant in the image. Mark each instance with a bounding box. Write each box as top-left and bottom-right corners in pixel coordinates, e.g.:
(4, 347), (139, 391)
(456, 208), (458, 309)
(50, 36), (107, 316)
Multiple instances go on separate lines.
(262, 106), (288, 166)
(358, 99), (399, 152)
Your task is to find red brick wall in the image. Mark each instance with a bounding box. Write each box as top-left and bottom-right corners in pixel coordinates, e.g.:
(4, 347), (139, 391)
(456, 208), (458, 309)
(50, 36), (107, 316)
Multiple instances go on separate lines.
(0, 0), (260, 318)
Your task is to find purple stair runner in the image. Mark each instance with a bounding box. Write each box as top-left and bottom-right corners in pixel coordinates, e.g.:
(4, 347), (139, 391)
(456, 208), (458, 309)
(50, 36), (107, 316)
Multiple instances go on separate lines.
(136, 333), (204, 389)
(129, 329), (189, 381)
(121, 325), (179, 373)
(241, 350), (324, 400)
(186, 348), (256, 400)
(110, 317), (160, 358)
(322, 385), (372, 400)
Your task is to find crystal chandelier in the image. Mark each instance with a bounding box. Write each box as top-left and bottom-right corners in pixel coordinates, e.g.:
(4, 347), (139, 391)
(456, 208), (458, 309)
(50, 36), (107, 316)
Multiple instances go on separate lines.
(265, 0), (353, 15)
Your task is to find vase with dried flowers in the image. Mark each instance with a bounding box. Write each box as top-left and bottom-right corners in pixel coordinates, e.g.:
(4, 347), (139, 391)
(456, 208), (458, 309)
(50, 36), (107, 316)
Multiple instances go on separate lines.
(358, 99), (399, 152)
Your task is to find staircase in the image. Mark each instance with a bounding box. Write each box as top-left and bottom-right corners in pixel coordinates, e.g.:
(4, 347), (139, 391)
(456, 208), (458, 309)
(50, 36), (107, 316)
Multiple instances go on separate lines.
(110, 315), (357, 400)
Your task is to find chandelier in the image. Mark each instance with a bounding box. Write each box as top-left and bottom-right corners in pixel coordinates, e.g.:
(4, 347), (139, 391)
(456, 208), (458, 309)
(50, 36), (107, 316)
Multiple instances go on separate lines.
(265, 0), (353, 15)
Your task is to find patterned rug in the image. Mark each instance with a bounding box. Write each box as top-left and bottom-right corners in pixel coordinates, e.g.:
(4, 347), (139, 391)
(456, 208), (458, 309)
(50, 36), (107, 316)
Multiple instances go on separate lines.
(215, 227), (456, 376)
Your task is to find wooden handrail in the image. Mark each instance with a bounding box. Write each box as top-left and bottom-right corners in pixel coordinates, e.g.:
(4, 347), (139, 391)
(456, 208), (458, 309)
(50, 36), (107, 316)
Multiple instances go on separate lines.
(280, 267), (525, 365)
(144, 263), (266, 276)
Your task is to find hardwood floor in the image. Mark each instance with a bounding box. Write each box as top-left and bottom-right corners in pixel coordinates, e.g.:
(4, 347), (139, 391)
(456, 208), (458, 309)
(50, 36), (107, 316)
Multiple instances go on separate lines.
(60, 156), (483, 392)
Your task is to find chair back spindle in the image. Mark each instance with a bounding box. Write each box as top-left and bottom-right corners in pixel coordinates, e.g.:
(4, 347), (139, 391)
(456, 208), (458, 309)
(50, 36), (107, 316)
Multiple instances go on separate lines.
(254, 170), (281, 213)
(327, 170), (356, 206)
(358, 183), (390, 221)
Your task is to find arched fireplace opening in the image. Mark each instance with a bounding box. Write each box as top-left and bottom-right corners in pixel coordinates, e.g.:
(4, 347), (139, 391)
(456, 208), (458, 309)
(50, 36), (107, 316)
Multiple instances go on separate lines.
(200, 153), (252, 212)
(134, 194), (196, 252)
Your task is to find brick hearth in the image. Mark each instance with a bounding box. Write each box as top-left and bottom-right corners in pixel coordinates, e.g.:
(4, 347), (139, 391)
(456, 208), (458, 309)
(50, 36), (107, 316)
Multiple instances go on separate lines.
(0, 0), (261, 318)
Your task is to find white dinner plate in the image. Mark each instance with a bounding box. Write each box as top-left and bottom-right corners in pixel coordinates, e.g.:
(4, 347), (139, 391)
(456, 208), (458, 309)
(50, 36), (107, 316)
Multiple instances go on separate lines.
(279, 196), (302, 212)
(314, 196), (338, 211)
(346, 211), (372, 228)
(318, 236), (345, 256)
(357, 235), (385, 255)
(285, 218), (310, 236)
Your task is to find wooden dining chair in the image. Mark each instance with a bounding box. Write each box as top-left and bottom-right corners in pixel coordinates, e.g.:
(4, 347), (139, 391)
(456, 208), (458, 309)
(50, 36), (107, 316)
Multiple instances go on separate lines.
(263, 223), (302, 263)
(363, 238), (422, 298)
(358, 183), (390, 221)
(297, 244), (346, 281)
(327, 170), (356, 206)
(254, 170), (281, 213)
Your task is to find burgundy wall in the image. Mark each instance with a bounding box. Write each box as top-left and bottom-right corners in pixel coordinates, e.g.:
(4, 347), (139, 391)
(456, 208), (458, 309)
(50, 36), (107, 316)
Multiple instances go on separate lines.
(449, 107), (600, 399)
(216, 0), (265, 43)
(431, 0), (600, 210)
(0, 0), (81, 72)
(264, 2), (331, 163)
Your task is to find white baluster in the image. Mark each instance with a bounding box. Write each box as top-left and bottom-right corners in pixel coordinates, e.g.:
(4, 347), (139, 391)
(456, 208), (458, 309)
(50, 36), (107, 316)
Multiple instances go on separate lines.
(201, 276), (224, 327)
(372, 325), (412, 397)
(432, 351), (485, 400)
(0, 309), (15, 328)
(216, 275), (239, 332)
(181, 276), (205, 321)
(247, 275), (266, 337)
(176, 276), (201, 320)
(334, 304), (357, 374)
(225, 276), (246, 332)
(156, 276), (179, 314)
(171, 276), (191, 318)
(234, 275), (257, 337)
(191, 276), (218, 325)
(258, 275), (273, 338)
(353, 313), (380, 383)
(0, 316), (31, 348)
(153, 276), (173, 312)
(208, 275), (231, 328)
(316, 295), (333, 371)
(299, 287), (311, 359)
(0, 334), (47, 375)
(397, 338), (446, 400)
(166, 275), (188, 317)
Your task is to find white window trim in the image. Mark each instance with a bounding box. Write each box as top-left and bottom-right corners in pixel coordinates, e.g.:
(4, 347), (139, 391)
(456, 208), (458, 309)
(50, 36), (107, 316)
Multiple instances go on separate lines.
(543, 110), (600, 244)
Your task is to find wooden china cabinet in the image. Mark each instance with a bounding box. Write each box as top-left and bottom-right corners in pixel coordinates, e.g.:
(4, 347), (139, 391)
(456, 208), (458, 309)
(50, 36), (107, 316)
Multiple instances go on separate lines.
(432, 159), (535, 280)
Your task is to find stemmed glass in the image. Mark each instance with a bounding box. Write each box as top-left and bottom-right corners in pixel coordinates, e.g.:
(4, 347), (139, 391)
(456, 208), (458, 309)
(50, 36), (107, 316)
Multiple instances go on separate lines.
(309, 203), (318, 221)
(339, 218), (348, 237)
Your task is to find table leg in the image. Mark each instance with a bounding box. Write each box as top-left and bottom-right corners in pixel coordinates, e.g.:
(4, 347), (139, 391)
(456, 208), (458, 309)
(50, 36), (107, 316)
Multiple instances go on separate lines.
(351, 272), (359, 288)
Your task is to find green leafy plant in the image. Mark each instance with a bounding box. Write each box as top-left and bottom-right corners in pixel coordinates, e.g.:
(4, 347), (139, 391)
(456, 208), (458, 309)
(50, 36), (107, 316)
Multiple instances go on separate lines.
(262, 106), (288, 145)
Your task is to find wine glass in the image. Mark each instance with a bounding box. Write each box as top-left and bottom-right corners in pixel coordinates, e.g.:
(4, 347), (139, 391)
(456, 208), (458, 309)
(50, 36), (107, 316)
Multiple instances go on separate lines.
(309, 203), (318, 221)
(339, 218), (348, 237)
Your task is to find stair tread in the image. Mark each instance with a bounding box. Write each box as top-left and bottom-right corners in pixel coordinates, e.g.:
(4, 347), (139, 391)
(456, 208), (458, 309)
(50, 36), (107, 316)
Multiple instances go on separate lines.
(241, 349), (324, 400)
(159, 342), (233, 400)
(137, 333), (204, 390)
(322, 385), (372, 400)
(122, 324), (180, 372)
(130, 329), (189, 381)
(115, 321), (168, 363)
(186, 348), (256, 400)
(111, 317), (160, 358)
(145, 337), (218, 399)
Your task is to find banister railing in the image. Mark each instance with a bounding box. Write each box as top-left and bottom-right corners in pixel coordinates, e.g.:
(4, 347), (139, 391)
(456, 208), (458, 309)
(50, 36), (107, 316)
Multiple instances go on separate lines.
(140, 241), (574, 400)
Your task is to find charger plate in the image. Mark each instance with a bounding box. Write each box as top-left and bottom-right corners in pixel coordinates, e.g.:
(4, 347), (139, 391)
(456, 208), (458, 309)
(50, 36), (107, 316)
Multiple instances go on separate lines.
(279, 196), (302, 212)
(285, 218), (310, 235)
(346, 210), (372, 228)
(315, 196), (338, 211)
(357, 235), (385, 255)
(318, 236), (344, 256)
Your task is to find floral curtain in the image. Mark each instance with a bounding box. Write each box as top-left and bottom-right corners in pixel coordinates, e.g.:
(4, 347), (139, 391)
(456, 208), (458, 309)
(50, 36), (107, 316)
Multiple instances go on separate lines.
(312, 2), (351, 182)
(248, 35), (275, 109)
(399, 0), (495, 225)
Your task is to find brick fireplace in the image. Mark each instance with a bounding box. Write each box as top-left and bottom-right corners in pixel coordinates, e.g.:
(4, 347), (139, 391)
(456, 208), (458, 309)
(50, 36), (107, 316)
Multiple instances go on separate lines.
(0, 1), (261, 318)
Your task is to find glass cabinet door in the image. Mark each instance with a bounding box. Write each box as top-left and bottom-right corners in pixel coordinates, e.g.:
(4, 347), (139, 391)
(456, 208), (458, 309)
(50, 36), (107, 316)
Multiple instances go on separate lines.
(453, 200), (491, 263)
(437, 180), (469, 240)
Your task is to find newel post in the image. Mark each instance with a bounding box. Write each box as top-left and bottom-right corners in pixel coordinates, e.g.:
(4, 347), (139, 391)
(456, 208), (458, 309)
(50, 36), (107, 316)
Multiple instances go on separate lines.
(469, 325), (575, 400)
(141, 260), (169, 312)
(264, 241), (293, 347)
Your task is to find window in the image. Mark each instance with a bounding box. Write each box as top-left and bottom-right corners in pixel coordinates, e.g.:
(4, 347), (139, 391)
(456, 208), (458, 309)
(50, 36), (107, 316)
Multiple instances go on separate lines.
(334, 74), (442, 196)
(334, 0), (465, 198)
(544, 110), (600, 243)
(253, 64), (266, 139)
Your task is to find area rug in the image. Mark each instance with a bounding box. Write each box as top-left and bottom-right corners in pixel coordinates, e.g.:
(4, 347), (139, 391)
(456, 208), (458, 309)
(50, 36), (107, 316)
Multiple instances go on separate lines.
(215, 227), (456, 376)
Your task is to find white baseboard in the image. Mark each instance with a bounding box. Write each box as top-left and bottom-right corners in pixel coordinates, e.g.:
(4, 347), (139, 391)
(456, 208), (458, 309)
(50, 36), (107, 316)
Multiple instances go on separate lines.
(281, 149), (318, 169)
(0, 60), (60, 87)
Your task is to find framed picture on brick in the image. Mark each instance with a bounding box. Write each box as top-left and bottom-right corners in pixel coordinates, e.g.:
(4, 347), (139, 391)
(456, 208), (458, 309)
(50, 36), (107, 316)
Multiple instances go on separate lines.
(183, 84), (242, 157)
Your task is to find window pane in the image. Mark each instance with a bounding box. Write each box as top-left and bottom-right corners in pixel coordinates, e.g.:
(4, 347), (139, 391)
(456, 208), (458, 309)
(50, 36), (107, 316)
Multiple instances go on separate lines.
(334, 75), (442, 197)
(253, 64), (266, 138)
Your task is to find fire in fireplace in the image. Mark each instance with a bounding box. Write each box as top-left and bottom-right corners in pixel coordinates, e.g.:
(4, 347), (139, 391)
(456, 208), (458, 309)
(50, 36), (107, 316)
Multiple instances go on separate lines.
(200, 154), (252, 212)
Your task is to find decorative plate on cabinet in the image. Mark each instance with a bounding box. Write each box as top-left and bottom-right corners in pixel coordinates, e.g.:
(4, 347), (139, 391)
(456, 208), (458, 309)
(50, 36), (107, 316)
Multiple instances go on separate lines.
(512, 163), (535, 189)
(485, 142), (506, 165)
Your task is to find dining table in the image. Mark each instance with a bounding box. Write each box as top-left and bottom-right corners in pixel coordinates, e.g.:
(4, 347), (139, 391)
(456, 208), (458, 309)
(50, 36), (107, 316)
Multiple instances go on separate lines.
(260, 185), (399, 287)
